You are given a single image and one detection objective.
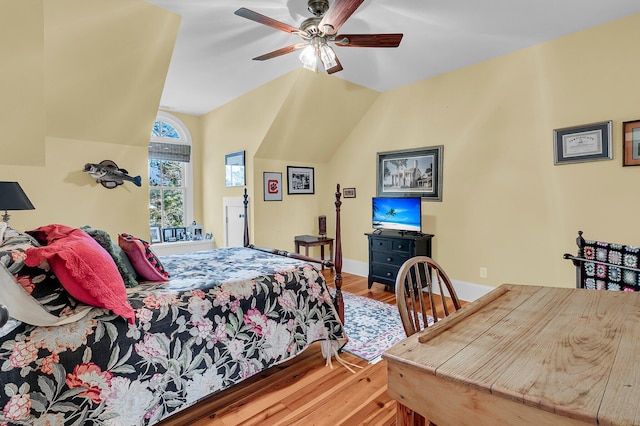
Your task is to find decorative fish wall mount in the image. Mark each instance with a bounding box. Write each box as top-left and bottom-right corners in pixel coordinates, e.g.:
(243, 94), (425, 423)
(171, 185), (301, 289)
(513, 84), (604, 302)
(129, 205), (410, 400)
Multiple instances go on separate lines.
(83, 160), (142, 189)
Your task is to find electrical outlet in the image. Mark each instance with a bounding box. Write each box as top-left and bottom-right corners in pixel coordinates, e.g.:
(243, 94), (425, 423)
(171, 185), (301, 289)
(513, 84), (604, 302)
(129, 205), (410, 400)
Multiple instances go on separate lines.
(480, 267), (488, 278)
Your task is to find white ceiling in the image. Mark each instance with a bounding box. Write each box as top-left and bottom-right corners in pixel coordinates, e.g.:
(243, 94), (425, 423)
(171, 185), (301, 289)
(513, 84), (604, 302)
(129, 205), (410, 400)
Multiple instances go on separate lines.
(147, 0), (640, 116)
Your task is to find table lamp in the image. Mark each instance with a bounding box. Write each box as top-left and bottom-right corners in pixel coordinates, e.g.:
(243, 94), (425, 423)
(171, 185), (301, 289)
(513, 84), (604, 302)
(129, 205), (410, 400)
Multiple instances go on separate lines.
(0, 182), (35, 227)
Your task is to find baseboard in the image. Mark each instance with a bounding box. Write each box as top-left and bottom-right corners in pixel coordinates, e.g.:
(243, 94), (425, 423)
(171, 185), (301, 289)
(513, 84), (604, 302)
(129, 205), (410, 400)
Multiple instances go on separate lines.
(340, 258), (493, 302)
(342, 258), (368, 278)
(449, 279), (494, 302)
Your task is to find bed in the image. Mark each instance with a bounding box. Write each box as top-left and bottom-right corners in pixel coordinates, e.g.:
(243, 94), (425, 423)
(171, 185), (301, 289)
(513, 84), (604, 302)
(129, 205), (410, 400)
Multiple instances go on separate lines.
(563, 230), (640, 291)
(0, 186), (346, 425)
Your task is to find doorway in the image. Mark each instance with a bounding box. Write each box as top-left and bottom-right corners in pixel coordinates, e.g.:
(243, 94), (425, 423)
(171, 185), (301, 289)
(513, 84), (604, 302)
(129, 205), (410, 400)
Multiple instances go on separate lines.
(223, 196), (246, 247)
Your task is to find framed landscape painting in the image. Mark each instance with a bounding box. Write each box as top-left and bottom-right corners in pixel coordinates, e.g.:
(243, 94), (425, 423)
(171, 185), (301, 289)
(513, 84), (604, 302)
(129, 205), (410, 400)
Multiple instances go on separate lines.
(376, 146), (443, 201)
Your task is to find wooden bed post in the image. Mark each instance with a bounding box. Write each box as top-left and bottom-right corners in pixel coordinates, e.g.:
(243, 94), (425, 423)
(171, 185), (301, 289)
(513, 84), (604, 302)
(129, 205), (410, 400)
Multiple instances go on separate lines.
(333, 184), (344, 324)
(243, 188), (250, 247)
(562, 231), (589, 289)
(575, 230), (585, 289)
(242, 183), (344, 324)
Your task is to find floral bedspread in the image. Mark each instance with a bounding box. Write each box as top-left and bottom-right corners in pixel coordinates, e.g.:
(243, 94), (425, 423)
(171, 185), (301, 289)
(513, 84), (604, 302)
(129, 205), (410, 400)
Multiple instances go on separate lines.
(0, 247), (346, 425)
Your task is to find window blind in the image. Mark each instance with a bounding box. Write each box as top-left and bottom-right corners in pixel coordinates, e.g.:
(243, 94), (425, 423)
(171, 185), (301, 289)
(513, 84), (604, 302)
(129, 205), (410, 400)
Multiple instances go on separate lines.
(148, 142), (191, 162)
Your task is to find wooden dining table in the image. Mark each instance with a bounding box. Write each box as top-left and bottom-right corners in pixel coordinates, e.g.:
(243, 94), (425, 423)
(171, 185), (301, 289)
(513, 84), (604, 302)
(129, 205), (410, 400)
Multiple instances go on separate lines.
(382, 284), (640, 426)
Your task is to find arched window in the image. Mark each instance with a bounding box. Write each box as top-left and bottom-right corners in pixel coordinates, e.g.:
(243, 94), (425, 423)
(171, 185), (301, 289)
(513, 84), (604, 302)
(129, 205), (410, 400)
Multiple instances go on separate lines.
(148, 112), (193, 230)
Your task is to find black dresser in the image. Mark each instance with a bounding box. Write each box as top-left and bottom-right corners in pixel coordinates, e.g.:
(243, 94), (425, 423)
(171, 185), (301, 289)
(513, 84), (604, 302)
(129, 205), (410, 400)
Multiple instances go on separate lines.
(365, 231), (434, 289)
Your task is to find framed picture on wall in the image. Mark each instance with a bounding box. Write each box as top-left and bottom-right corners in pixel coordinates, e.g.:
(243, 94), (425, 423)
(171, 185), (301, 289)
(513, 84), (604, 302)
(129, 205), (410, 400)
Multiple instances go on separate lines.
(225, 150), (245, 187)
(263, 172), (283, 201)
(343, 187), (356, 198)
(287, 166), (315, 194)
(376, 145), (443, 201)
(622, 120), (640, 166)
(553, 121), (612, 165)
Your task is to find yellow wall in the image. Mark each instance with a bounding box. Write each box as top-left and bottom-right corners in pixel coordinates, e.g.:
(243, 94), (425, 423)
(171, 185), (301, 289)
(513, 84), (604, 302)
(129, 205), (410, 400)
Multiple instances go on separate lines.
(197, 14), (640, 289)
(0, 138), (148, 234)
(327, 13), (640, 288)
(199, 70), (377, 248)
(0, 0), (180, 238)
(2, 1), (638, 293)
(0, 0), (45, 166)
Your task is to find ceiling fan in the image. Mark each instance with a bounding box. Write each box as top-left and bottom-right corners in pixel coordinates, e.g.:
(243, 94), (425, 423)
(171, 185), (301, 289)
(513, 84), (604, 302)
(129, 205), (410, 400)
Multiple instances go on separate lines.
(234, 0), (403, 74)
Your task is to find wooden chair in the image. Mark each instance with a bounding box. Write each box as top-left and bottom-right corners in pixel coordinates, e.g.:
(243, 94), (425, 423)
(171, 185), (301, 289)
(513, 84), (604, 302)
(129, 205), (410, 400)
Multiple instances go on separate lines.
(395, 256), (462, 426)
(395, 256), (462, 337)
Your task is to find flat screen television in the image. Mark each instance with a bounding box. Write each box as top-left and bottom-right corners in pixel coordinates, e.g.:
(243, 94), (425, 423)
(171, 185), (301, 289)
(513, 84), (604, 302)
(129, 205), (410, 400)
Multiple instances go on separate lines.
(372, 197), (422, 233)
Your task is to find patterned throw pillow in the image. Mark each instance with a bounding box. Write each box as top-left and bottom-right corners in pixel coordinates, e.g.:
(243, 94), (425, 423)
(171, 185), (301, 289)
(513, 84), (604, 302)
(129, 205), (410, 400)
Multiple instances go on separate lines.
(81, 226), (138, 288)
(0, 230), (92, 325)
(25, 224), (135, 324)
(118, 233), (170, 282)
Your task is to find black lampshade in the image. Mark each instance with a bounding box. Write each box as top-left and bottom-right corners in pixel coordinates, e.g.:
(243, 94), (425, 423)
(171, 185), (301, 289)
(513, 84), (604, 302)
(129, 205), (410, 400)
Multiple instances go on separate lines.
(0, 182), (35, 225)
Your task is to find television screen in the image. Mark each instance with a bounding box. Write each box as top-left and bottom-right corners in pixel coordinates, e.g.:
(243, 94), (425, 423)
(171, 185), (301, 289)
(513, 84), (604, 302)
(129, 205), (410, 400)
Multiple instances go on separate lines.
(372, 197), (421, 232)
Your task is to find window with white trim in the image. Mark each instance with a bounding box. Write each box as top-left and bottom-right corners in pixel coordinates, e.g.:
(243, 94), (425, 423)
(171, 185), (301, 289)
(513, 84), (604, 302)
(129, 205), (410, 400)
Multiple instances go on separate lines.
(148, 112), (193, 229)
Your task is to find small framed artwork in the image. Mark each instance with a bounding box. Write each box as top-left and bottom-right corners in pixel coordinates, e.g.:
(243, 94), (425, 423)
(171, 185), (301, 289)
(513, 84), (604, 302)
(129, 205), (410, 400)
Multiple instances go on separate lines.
(343, 187), (356, 198)
(150, 226), (161, 243)
(162, 228), (177, 243)
(188, 222), (204, 240)
(287, 166), (315, 194)
(623, 120), (640, 166)
(377, 145), (443, 201)
(263, 172), (283, 201)
(225, 150), (246, 187)
(175, 227), (187, 241)
(553, 121), (613, 165)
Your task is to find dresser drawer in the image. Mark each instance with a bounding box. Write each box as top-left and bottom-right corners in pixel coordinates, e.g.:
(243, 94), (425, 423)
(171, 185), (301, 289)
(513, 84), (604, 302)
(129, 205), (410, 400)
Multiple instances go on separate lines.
(370, 237), (393, 251)
(371, 263), (401, 283)
(391, 240), (412, 252)
(372, 250), (410, 267)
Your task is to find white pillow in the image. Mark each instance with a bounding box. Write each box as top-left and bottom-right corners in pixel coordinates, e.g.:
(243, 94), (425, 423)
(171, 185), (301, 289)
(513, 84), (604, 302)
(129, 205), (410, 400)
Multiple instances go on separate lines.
(0, 263), (93, 326)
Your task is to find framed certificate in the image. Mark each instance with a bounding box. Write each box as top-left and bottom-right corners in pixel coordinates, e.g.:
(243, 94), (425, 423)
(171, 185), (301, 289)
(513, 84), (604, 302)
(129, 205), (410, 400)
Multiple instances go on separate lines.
(553, 121), (612, 165)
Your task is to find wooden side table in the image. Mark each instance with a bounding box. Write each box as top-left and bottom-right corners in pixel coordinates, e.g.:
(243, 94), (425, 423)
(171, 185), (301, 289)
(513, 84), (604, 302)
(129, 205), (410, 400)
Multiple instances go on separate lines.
(294, 235), (334, 270)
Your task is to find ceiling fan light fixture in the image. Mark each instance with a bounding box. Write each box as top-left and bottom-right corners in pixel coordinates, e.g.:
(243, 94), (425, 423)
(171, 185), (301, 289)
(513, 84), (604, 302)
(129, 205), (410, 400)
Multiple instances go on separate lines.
(299, 45), (319, 72)
(237, 0), (403, 75)
(319, 43), (337, 70)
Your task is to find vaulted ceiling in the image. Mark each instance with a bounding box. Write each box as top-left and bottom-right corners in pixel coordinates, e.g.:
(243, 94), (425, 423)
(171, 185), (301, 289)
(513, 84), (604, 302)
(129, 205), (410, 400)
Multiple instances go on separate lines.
(147, 0), (640, 116)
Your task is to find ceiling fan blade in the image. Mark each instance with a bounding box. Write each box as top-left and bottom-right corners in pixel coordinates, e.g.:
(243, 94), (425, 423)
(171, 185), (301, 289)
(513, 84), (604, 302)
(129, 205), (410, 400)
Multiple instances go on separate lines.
(319, 0), (365, 35)
(252, 44), (306, 61)
(334, 33), (403, 48)
(326, 56), (343, 74)
(235, 7), (301, 34)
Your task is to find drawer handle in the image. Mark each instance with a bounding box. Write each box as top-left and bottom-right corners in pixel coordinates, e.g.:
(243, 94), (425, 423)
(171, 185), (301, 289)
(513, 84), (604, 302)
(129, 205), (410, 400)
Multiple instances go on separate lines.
(386, 257), (392, 262)
(397, 245), (404, 249)
(386, 272), (392, 277)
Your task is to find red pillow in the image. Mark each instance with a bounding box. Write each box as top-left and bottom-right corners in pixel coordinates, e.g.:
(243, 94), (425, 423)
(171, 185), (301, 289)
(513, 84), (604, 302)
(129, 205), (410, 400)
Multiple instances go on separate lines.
(25, 224), (135, 323)
(118, 233), (169, 282)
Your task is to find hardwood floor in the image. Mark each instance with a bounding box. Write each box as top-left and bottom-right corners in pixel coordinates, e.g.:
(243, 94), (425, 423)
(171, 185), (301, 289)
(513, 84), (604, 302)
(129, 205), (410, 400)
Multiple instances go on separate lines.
(159, 271), (462, 426)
